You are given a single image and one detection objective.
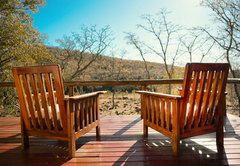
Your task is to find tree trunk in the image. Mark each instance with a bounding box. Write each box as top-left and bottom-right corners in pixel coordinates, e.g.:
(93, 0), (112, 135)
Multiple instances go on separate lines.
(112, 86), (116, 109)
(168, 84), (171, 94)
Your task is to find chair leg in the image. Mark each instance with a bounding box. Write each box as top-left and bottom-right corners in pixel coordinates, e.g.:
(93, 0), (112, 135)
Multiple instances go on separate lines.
(216, 114), (224, 147)
(68, 103), (76, 158)
(216, 128), (224, 147)
(21, 118), (29, 150)
(22, 134), (29, 150)
(172, 138), (180, 157)
(223, 93), (227, 116)
(96, 125), (100, 137)
(68, 139), (76, 158)
(143, 120), (148, 137)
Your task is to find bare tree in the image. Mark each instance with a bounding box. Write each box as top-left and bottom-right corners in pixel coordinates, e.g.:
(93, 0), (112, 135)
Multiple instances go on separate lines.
(179, 29), (215, 62)
(55, 35), (76, 79)
(200, 0), (240, 111)
(126, 8), (182, 94)
(56, 24), (114, 81)
(107, 49), (127, 108)
(125, 32), (151, 80)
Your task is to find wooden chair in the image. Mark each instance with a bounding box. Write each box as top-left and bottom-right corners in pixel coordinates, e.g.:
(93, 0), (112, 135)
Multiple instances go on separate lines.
(137, 63), (230, 156)
(12, 64), (106, 158)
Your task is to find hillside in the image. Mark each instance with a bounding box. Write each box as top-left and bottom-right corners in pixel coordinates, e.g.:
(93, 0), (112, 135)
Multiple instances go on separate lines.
(47, 46), (183, 82)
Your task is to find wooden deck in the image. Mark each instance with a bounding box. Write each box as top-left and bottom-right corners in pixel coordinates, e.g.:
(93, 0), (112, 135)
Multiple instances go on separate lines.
(0, 114), (240, 166)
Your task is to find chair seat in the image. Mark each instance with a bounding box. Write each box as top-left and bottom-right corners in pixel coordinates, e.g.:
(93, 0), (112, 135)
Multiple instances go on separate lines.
(33, 104), (63, 130)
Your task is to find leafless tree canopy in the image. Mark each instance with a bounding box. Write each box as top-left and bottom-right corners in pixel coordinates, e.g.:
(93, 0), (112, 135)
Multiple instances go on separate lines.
(56, 25), (114, 81)
(125, 9), (182, 93)
(125, 32), (151, 79)
(179, 29), (215, 62)
(200, 0), (240, 108)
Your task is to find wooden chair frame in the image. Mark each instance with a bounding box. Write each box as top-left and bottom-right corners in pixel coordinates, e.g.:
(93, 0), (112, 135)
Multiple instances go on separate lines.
(12, 65), (106, 158)
(137, 63), (230, 156)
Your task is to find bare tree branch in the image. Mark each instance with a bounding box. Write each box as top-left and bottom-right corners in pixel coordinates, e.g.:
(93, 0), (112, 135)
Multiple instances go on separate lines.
(126, 8), (182, 94)
(56, 25), (113, 81)
(125, 32), (151, 80)
(200, 0), (240, 110)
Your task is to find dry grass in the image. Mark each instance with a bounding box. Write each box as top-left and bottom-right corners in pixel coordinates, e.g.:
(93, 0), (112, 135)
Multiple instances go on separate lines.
(99, 92), (141, 115)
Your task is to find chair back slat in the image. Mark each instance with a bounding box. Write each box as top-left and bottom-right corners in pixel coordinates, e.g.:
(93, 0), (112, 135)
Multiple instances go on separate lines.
(22, 74), (38, 129)
(45, 73), (60, 131)
(12, 65), (67, 134)
(51, 69), (67, 132)
(16, 74), (32, 130)
(193, 71), (207, 128)
(200, 71), (214, 127)
(181, 63), (229, 133)
(37, 73), (53, 131)
(214, 69), (229, 120)
(186, 71), (199, 130)
(29, 74), (45, 129)
(180, 64), (193, 133)
(207, 71), (221, 125)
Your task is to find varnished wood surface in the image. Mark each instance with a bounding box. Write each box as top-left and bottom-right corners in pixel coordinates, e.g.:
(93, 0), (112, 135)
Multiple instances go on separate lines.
(137, 63), (230, 156)
(12, 65), (105, 158)
(0, 114), (240, 165)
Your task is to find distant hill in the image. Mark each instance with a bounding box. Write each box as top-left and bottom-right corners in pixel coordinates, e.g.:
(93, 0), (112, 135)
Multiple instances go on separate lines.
(47, 46), (184, 93)
(47, 46), (183, 81)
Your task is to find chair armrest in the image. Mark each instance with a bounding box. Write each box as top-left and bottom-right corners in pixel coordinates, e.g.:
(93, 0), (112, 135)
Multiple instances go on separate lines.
(136, 91), (183, 100)
(64, 91), (107, 101)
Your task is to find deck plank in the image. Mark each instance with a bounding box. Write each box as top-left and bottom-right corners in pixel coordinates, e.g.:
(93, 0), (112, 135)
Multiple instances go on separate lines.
(0, 114), (240, 165)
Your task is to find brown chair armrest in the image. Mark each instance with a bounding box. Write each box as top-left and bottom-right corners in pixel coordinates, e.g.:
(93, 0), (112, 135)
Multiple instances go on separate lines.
(64, 91), (107, 101)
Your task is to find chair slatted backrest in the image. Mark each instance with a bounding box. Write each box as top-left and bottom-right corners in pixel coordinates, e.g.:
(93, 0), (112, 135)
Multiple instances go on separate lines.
(12, 65), (67, 134)
(180, 63), (229, 133)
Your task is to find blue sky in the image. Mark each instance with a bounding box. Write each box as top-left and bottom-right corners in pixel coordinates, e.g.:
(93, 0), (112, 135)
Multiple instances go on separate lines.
(32, 0), (213, 63)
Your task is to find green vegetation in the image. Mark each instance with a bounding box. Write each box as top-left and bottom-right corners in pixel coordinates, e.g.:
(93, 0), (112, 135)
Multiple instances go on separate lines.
(106, 90), (112, 94)
(0, 0), (54, 116)
(0, 0), (54, 82)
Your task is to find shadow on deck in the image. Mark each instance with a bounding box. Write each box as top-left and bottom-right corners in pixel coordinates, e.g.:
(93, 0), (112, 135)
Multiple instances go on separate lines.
(0, 114), (240, 166)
